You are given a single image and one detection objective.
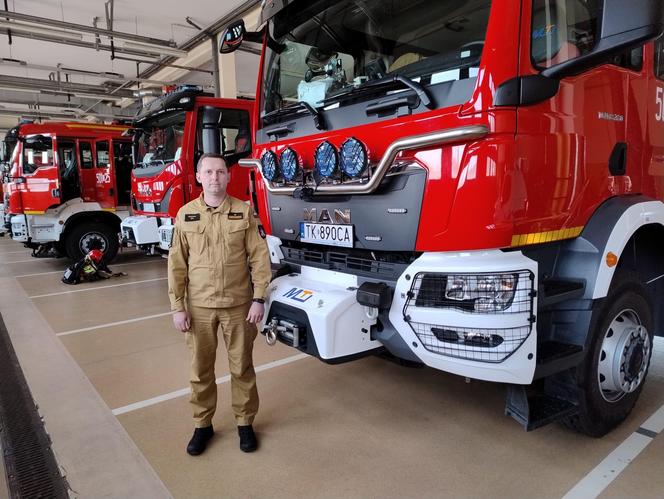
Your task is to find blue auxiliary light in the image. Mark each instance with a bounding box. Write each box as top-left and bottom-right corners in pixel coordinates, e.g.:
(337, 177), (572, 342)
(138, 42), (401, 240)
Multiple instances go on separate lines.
(260, 150), (278, 181)
(280, 148), (299, 181)
(340, 137), (368, 177)
(315, 141), (338, 177)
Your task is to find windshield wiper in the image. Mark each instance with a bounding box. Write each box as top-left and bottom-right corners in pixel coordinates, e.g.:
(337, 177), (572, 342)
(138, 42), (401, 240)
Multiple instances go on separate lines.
(322, 74), (434, 109)
(262, 100), (326, 130)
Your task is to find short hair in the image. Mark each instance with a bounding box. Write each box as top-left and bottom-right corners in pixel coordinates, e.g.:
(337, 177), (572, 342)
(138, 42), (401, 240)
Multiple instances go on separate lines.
(197, 153), (228, 172)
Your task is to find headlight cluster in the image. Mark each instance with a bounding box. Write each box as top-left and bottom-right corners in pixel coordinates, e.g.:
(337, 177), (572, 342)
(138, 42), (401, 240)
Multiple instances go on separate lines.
(260, 137), (368, 183)
(413, 273), (523, 313)
(444, 274), (518, 312)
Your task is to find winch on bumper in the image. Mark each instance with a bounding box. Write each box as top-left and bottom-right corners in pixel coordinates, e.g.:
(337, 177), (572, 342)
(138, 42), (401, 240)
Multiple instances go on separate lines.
(263, 249), (538, 384)
(262, 266), (383, 362)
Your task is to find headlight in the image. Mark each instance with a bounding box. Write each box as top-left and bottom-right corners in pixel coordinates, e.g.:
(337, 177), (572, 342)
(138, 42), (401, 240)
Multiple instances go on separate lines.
(261, 150), (278, 181)
(414, 273), (520, 312)
(314, 141), (337, 177)
(443, 273), (518, 312)
(340, 137), (368, 177)
(280, 148), (299, 181)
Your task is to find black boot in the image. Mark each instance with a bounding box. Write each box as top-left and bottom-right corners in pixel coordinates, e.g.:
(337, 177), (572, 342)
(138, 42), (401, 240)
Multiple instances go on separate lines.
(238, 425), (258, 452)
(186, 425), (214, 455)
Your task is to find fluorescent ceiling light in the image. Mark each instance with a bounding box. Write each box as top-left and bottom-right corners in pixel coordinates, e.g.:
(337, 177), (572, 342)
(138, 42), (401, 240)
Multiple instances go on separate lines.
(0, 19), (83, 41)
(0, 85), (41, 94)
(70, 92), (126, 102)
(121, 40), (187, 58)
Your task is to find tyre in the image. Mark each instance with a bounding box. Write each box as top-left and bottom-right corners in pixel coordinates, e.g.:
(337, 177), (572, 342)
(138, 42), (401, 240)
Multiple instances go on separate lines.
(65, 222), (119, 262)
(563, 271), (654, 437)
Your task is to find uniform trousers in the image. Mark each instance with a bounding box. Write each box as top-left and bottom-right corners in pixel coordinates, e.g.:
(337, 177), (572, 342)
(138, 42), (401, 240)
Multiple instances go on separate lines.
(187, 302), (259, 427)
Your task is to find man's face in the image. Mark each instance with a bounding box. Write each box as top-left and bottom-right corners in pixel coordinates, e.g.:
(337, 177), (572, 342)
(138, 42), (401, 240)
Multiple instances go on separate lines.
(196, 157), (229, 196)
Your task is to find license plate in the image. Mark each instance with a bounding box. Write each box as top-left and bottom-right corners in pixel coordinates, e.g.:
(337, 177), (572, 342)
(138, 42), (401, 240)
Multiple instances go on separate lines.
(143, 202), (155, 212)
(300, 222), (353, 248)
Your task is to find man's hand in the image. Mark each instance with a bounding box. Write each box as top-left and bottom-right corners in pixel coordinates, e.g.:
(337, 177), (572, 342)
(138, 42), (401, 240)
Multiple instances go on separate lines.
(246, 302), (265, 324)
(173, 311), (191, 332)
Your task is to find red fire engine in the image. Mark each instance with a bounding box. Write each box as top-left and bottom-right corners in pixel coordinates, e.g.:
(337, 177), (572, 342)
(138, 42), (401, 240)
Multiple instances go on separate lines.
(221, 0), (664, 436)
(2, 121), (133, 260)
(120, 86), (253, 252)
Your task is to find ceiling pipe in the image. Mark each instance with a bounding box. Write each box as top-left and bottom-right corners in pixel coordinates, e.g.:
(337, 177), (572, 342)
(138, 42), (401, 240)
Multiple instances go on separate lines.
(0, 9), (182, 48)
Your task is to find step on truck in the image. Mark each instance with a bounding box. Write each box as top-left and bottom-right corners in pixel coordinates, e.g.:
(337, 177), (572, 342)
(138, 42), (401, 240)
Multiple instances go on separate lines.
(3, 122), (133, 260)
(120, 86), (254, 253)
(221, 0), (664, 436)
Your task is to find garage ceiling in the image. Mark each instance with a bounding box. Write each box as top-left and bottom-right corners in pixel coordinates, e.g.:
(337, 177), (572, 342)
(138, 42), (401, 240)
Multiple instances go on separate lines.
(0, 0), (260, 134)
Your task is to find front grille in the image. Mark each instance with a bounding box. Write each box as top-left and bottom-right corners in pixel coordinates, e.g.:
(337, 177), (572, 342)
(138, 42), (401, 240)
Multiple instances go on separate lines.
(280, 244), (410, 280)
(407, 321), (532, 363)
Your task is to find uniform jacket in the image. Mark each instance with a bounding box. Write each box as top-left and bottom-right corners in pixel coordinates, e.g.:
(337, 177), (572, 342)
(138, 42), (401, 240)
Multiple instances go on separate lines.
(168, 194), (271, 311)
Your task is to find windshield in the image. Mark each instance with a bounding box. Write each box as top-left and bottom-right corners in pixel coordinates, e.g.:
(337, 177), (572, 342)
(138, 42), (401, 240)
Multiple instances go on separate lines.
(133, 110), (185, 172)
(262, 0), (492, 119)
(22, 135), (54, 175)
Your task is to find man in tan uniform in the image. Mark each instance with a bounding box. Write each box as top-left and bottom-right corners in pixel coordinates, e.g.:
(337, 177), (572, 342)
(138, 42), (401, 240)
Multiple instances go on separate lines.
(168, 153), (271, 455)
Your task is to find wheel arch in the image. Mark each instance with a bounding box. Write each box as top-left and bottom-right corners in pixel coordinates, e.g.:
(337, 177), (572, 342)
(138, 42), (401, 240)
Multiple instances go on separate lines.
(61, 211), (122, 241)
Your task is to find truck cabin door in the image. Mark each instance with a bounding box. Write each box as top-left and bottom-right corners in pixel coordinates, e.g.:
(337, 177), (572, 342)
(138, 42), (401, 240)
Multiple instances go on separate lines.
(112, 140), (132, 206)
(193, 105), (252, 201)
(94, 139), (116, 209)
(649, 38), (664, 200)
(56, 138), (80, 202)
(20, 134), (59, 213)
(77, 140), (96, 201)
(520, 0), (631, 228)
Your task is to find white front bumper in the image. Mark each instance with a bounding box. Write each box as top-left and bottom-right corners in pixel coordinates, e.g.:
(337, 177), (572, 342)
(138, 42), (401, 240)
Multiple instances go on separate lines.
(121, 216), (159, 246)
(267, 242), (539, 384)
(267, 266), (381, 360)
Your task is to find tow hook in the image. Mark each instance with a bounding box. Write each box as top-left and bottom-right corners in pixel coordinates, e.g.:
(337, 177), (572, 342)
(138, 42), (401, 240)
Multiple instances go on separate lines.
(263, 317), (301, 348)
(265, 318), (278, 346)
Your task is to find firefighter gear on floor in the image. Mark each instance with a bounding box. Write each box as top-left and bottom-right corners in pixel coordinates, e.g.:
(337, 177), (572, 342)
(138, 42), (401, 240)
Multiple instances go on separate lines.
(61, 250), (127, 285)
(168, 194), (271, 428)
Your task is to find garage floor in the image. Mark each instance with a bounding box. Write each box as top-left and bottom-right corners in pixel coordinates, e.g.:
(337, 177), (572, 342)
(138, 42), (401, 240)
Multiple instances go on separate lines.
(0, 235), (662, 499)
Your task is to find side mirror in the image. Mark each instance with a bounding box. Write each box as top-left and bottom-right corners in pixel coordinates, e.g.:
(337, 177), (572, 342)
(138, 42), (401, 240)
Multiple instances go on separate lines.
(219, 20), (245, 54)
(543, 0), (664, 79)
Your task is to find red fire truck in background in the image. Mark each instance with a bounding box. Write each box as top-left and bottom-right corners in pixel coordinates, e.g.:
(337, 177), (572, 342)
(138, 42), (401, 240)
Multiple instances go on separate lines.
(2, 121), (132, 260)
(120, 86), (253, 253)
(0, 127), (20, 235)
(221, 0), (664, 436)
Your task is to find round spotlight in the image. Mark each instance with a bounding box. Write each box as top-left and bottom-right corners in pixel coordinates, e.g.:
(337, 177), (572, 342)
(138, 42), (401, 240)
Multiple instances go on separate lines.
(314, 141), (338, 177)
(280, 148), (299, 181)
(340, 137), (368, 177)
(260, 150), (278, 181)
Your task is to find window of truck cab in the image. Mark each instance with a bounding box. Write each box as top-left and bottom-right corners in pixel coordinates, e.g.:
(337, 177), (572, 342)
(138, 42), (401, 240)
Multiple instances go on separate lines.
(531, 0), (643, 73)
(133, 111), (186, 176)
(194, 106), (251, 171)
(22, 135), (54, 175)
(261, 0), (492, 123)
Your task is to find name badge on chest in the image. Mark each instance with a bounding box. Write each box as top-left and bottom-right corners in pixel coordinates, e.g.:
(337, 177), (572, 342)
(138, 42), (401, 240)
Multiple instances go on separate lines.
(184, 213), (200, 222)
(228, 212), (244, 220)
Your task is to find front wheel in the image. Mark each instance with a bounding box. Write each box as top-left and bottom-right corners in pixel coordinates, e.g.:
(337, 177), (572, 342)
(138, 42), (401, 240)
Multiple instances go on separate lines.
(564, 273), (654, 437)
(65, 222), (119, 262)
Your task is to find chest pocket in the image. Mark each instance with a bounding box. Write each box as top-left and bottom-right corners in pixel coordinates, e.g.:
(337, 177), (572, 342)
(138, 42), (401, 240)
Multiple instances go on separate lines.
(224, 220), (249, 259)
(181, 223), (207, 256)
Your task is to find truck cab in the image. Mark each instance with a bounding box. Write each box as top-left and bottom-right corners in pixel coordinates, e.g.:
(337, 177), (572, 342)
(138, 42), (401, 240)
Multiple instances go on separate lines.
(223, 0), (664, 436)
(5, 122), (133, 260)
(121, 86), (254, 253)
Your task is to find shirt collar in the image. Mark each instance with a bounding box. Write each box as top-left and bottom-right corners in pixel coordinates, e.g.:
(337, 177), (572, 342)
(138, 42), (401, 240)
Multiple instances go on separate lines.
(197, 193), (230, 214)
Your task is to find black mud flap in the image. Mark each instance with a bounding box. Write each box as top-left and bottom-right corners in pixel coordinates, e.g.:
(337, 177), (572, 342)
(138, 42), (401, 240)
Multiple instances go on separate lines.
(505, 384), (579, 431)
